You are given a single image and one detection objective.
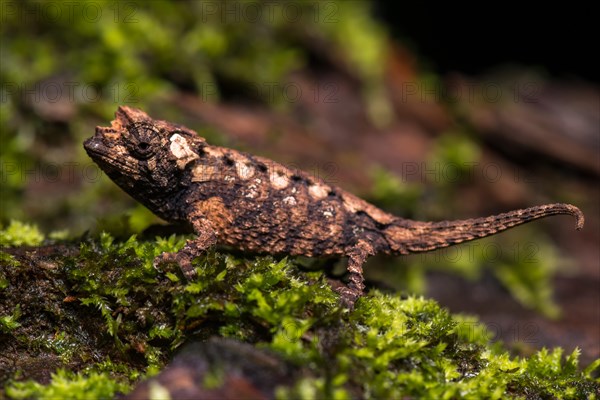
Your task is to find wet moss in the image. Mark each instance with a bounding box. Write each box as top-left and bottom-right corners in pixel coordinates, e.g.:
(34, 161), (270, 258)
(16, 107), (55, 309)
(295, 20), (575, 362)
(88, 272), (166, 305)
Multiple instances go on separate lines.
(0, 221), (44, 247)
(1, 226), (598, 399)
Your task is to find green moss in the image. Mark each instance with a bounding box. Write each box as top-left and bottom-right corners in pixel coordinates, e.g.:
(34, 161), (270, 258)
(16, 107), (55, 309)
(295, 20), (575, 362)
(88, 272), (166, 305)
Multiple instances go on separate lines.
(0, 220), (45, 247)
(5, 369), (130, 400)
(2, 232), (598, 399)
(0, 304), (22, 333)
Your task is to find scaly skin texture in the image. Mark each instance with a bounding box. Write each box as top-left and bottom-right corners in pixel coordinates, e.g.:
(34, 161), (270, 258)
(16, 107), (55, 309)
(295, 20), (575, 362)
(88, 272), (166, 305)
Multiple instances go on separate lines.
(84, 106), (584, 306)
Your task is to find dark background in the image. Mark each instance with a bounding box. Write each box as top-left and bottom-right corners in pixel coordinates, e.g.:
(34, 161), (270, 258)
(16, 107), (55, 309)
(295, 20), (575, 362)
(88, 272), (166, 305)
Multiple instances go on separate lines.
(374, 3), (597, 82)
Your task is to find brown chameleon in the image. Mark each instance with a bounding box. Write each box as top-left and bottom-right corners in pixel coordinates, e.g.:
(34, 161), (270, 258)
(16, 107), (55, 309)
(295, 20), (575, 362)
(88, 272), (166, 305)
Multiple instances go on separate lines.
(84, 106), (584, 306)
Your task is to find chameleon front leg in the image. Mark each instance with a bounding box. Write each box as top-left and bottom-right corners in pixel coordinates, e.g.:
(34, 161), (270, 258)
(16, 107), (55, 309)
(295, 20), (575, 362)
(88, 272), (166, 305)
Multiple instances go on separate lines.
(154, 212), (217, 280)
(335, 240), (374, 308)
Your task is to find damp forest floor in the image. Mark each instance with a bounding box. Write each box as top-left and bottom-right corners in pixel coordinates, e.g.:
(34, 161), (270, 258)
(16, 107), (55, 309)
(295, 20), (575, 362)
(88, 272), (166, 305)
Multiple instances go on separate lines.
(0, 226), (599, 399)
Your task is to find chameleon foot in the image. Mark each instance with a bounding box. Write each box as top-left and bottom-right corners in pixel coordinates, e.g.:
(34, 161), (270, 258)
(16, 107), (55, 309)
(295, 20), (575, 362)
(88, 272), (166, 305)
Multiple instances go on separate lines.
(153, 250), (197, 280)
(334, 285), (361, 309)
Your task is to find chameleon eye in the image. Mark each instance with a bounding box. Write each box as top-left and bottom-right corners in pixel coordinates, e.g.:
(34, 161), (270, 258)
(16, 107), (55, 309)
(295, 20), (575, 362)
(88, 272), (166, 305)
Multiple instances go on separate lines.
(133, 140), (154, 159)
(125, 123), (159, 159)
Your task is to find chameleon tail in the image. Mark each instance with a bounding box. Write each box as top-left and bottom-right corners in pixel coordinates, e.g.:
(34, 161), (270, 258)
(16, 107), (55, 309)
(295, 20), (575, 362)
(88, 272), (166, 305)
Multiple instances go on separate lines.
(386, 203), (584, 254)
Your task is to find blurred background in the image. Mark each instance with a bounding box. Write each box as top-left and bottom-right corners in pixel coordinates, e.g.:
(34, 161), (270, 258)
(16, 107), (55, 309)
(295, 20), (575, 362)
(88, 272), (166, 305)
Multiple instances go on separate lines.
(1, 1), (598, 363)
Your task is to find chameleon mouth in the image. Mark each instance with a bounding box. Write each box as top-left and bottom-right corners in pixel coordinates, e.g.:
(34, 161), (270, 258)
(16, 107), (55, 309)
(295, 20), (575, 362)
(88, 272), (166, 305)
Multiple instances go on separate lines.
(83, 135), (102, 154)
(84, 136), (125, 176)
(83, 136), (113, 165)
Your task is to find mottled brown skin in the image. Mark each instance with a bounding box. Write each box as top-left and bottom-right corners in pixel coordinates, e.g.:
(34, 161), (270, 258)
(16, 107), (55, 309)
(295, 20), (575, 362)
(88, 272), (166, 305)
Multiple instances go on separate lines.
(84, 106), (585, 307)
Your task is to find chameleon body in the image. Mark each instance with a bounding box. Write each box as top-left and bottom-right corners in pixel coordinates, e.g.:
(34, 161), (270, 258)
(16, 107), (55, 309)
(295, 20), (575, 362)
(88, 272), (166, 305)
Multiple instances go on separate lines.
(84, 106), (584, 306)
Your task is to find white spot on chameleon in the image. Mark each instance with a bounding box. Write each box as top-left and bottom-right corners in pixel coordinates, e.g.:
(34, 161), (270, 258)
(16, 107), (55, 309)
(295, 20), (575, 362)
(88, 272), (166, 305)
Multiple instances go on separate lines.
(170, 134), (198, 169)
(236, 161), (255, 180)
(270, 171), (289, 189)
(308, 184), (329, 200)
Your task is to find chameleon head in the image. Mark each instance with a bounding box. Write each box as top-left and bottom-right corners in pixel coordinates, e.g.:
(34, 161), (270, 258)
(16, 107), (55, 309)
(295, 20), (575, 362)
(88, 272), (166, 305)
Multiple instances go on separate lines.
(84, 106), (204, 218)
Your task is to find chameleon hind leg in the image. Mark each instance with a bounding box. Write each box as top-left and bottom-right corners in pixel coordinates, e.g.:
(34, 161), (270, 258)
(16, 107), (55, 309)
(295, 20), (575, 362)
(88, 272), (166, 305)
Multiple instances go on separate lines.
(335, 240), (374, 308)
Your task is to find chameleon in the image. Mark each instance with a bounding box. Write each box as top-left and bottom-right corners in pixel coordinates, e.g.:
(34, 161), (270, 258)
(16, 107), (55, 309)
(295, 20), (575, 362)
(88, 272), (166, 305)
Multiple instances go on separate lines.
(84, 106), (584, 306)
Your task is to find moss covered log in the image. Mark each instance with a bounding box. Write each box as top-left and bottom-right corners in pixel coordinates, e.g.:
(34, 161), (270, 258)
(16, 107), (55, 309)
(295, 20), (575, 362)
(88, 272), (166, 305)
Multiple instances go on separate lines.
(1, 223), (598, 399)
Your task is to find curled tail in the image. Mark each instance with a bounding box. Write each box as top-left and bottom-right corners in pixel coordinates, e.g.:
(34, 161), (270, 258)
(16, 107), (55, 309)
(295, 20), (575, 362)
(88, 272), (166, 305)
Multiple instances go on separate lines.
(385, 203), (584, 254)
